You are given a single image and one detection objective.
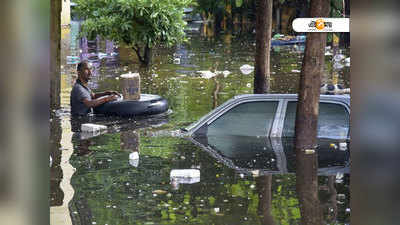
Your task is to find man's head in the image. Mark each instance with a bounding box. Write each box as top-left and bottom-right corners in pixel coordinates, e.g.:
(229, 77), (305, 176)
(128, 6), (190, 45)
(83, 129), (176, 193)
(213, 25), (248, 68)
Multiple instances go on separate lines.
(77, 60), (92, 83)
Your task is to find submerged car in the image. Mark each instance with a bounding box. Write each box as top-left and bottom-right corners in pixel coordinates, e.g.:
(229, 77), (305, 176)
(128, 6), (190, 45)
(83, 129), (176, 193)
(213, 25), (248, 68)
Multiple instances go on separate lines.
(183, 94), (350, 175)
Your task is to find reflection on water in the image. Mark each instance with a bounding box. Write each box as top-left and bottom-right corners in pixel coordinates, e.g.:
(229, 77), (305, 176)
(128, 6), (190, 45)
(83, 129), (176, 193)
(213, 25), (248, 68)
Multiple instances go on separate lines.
(51, 21), (350, 224)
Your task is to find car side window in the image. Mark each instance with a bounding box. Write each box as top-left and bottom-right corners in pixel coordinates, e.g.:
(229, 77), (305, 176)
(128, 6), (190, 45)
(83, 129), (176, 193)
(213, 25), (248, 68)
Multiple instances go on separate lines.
(207, 101), (279, 137)
(282, 102), (349, 139)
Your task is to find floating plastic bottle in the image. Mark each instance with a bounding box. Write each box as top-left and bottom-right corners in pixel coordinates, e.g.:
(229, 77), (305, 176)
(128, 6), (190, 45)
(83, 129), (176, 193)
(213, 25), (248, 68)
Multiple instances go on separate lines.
(129, 152), (139, 167)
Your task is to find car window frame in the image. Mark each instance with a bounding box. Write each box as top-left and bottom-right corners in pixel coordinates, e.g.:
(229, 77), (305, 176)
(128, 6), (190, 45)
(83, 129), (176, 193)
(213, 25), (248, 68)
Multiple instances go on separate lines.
(203, 99), (284, 137)
(278, 99), (351, 139)
(186, 94), (350, 138)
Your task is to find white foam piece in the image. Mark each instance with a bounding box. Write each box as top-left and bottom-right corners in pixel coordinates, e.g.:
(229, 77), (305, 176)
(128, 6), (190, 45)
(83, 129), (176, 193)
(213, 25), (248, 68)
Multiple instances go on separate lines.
(240, 64), (254, 75)
(170, 169), (200, 179)
(197, 70), (216, 79)
(80, 130), (107, 140)
(120, 72), (140, 78)
(129, 152), (139, 160)
(81, 123), (107, 132)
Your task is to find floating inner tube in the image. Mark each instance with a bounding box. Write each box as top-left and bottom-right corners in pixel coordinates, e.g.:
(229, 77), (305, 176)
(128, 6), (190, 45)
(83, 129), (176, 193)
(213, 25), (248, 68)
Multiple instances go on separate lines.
(94, 94), (168, 117)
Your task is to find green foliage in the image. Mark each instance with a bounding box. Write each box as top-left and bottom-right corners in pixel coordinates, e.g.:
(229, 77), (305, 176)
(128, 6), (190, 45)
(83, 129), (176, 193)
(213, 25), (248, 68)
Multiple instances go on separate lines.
(75, 0), (191, 48)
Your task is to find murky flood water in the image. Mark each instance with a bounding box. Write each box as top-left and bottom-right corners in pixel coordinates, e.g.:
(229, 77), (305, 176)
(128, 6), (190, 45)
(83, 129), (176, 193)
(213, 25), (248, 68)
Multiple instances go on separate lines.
(50, 22), (350, 224)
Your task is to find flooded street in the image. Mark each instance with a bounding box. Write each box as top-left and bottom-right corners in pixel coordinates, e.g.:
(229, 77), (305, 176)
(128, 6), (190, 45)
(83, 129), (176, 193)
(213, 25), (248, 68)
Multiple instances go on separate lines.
(50, 22), (350, 224)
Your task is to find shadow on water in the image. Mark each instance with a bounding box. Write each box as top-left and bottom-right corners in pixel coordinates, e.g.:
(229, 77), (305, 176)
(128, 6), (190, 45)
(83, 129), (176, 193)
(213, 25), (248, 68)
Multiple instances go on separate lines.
(52, 21), (350, 225)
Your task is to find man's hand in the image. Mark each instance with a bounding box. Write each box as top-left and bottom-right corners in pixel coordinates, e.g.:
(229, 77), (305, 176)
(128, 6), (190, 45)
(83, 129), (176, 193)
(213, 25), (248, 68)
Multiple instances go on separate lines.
(107, 94), (119, 102)
(105, 91), (121, 97)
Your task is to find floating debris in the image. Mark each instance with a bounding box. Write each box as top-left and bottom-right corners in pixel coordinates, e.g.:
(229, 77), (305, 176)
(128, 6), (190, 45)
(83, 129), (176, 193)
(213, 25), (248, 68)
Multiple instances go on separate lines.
(222, 70), (231, 77)
(291, 69), (301, 73)
(333, 54), (346, 62)
(170, 169), (200, 190)
(251, 170), (259, 177)
(81, 123), (107, 133)
(173, 58), (181, 64)
(339, 142), (347, 151)
(240, 64), (254, 75)
(196, 70), (217, 79)
(129, 152), (139, 167)
(304, 149), (315, 154)
(152, 190), (168, 195)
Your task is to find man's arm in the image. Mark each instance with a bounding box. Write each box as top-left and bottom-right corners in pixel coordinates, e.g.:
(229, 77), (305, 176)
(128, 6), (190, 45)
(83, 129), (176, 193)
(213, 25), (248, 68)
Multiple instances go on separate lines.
(82, 95), (118, 108)
(93, 91), (121, 99)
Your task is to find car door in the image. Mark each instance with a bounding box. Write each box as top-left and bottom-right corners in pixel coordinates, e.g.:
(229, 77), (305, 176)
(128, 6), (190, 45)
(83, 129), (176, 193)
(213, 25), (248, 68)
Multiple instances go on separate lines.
(193, 100), (281, 159)
(280, 100), (350, 172)
(282, 100), (350, 139)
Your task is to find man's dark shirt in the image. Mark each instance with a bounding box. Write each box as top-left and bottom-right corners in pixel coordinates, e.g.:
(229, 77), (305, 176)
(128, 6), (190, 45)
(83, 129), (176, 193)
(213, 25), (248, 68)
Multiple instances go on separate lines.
(70, 79), (92, 116)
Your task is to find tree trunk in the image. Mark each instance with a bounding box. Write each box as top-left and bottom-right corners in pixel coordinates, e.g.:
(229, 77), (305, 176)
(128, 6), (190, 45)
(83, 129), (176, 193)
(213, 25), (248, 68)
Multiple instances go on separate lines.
(143, 44), (152, 66)
(132, 44), (152, 66)
(296, 150), (322, 225)
(295, 0), (329, 152)
(275, 7), (280, 34)
(256, 175), (275, 225)
(294, 0), (329, 224)
(254, 0), (272, 94)
(50, 0), (62, 110)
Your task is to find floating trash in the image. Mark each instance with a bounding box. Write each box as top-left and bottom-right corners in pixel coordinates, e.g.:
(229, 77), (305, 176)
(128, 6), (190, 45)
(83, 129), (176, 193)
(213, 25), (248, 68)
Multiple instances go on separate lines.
(173, 58), (181, 64)
(304, 149), (315, 154)
(333, 62), (344, 70)
(339, 142), (347, 151)
(333, 54), (346, 62)
(152, 190), (168, 195)
(81, 123), (107, 133)
(129, 152), (139, 167)
(170, 169), (200, 190)
(222, 70), (231, 77)
(240, 64), (254, 75)
(291, 69), (301, 73)
(197, 70), (217, 79)
(251, 170), (260, 177)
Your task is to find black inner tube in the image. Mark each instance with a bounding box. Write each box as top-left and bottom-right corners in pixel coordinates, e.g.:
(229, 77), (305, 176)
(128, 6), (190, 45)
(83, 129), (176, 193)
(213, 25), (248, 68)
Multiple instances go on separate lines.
(93, 94), (168, 117)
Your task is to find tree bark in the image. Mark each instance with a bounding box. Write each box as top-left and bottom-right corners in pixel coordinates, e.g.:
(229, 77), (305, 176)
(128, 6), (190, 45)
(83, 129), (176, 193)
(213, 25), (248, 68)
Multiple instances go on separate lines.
(254, 0), (272, 94)
(143, 44), (152, 66)
(296, 151), (322, 225)
(132, 44), (152, 66)
(256, 175), (275, 225)
(295, 0), (329, 151)
(50, 0), (62, 110)
(294, 0), (329, 224)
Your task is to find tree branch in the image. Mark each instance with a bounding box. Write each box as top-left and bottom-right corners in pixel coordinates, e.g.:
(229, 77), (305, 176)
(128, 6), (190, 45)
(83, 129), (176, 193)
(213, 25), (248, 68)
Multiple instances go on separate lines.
(132, 45), (144, 63)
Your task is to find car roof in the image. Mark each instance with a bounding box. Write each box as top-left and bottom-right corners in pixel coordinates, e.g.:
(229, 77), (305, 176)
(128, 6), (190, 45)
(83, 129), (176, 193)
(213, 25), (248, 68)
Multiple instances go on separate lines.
(184, 94), (350, 134)
(234, 93), (350, 105)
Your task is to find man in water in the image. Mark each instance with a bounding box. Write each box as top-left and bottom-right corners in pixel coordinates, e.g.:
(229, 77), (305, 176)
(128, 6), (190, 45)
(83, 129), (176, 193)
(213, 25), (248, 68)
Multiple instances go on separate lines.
(70, 60), (120, 116)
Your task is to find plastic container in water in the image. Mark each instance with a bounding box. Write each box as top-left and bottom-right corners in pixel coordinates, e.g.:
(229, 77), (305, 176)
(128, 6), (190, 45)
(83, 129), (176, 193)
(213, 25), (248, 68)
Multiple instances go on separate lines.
(81, 123), (107, 132)
(129, 152), (139, 167)
(170, 169), (200, 190)
(170, 169), (200, 178)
